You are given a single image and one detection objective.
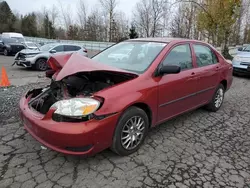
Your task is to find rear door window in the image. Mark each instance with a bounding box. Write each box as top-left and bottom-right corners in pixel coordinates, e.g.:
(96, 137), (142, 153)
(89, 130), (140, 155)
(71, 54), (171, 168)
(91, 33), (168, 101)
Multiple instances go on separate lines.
(193, 44), (218, 67)
(74, 46), (81, 51)
(64, 45), (80, 51)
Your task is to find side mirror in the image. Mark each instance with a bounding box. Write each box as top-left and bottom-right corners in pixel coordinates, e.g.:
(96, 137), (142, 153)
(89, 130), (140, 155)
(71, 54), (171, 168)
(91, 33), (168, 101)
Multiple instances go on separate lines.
(238, 47), (243, 51)
(0, 41), (3, 45)
(157, 65), (181, 76)
(50, 49), (56, 53)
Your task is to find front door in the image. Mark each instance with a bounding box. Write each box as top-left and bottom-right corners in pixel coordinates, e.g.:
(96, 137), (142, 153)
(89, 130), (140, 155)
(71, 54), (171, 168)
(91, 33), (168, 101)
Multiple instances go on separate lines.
(157, 43), (199, 123)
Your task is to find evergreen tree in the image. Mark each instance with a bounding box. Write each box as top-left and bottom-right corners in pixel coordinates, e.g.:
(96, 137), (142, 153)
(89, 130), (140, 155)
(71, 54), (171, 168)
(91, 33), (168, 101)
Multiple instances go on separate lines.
(21, 13), (37, 36)
(129, 24), (138, 39)
(0, 1), (16, 32)
(67, 25), (79, 40)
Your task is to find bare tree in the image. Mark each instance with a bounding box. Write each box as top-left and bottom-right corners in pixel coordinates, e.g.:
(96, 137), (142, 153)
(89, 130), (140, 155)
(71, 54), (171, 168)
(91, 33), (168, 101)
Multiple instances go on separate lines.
(151, 0), (165, 37)
(85, 8), (107, 41)
(77, 0), (88, 29)
(242, 0), (250, 43)
(170, 2), (200, 39)
(134, 0), (151, 37)
(133, 0), (165, 37)
(57, 0), (73, 30)
(112, 11), (129, 41)
(99, 0), (118, 41)
(49, 4), (59, 27)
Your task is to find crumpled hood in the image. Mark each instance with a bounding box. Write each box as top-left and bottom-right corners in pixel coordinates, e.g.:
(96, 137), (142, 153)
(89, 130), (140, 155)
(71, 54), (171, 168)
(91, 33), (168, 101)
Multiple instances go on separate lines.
(48, 52), (138, 81)
(19, 49), (41, 54)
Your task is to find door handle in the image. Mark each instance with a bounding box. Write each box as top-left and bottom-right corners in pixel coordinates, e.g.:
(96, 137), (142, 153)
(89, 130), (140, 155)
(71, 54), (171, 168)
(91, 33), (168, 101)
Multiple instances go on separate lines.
(191, 72), (195, 75)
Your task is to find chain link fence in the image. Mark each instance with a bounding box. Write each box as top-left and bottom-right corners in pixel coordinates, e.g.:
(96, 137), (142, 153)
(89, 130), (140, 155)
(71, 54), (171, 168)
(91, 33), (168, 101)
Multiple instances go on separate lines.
(24, 36), (115, 51)
(24, 36), (249, 56)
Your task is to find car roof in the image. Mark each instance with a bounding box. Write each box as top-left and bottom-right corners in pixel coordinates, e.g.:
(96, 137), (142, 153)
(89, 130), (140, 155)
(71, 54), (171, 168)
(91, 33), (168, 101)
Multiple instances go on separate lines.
(127, 37), (206, 44)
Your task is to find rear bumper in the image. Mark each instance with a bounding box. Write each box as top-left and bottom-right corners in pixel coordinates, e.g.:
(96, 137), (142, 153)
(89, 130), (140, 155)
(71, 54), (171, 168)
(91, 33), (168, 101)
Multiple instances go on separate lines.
(19, 94), (120, 155)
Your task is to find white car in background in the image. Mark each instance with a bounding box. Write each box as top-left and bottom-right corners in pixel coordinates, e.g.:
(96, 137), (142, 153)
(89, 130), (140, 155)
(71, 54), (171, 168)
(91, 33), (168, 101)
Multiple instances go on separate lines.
(13, 43), (88, 71)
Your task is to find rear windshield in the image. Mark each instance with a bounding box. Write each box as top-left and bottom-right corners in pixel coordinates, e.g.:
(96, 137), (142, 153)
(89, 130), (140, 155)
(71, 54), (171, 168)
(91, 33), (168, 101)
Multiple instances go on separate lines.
(3, 38), (23, 43)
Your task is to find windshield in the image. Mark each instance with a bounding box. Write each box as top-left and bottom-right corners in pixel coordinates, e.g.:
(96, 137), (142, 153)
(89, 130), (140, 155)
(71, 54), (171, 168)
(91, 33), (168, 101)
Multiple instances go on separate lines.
(40, 43), (57, 51)
(92, 41), (167, 73)
(26, 42), (37, 47)
(243, 45), (250, 52)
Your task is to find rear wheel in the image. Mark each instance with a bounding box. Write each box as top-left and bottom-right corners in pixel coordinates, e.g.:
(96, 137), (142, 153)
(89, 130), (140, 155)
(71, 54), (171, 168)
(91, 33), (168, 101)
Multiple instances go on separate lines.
(3, 49), (9, 56)
(205, 84), (225, 112)
(111, 107), (149, 156)
(35, 58), (48, 71)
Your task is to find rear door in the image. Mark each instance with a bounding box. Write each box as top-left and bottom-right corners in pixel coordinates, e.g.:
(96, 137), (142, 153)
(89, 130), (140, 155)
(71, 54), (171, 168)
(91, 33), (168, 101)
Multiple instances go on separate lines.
(191, 43), (221, 104)
(157, 43), (200, 123)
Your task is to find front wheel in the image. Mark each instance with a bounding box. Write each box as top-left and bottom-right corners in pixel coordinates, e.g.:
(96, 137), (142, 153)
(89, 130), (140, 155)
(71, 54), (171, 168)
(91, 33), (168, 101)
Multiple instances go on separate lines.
(205, 84), (225, 112)
(111, 107), (149, 156)
(35, 58), (48, 71)
(3, 49), (9, 56)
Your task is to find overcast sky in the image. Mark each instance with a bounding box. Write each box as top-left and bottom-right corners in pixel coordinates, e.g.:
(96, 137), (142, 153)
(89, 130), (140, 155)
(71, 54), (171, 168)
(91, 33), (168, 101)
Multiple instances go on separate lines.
(6, 0), (138, 21)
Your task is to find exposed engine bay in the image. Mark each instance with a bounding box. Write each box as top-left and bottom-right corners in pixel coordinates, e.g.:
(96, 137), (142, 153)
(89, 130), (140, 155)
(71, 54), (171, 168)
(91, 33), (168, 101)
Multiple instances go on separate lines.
(27, 71), (136, 115)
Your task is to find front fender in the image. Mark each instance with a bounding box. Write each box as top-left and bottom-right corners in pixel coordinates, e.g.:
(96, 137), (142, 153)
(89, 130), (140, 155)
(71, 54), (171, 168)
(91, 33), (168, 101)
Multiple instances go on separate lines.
(95, 91), (142, 115)
(94, 87), (158, 125)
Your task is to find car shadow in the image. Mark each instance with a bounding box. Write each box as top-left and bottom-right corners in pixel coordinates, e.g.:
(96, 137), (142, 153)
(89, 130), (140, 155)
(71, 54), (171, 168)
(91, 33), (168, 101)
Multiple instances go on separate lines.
(233, 74), (250, 79)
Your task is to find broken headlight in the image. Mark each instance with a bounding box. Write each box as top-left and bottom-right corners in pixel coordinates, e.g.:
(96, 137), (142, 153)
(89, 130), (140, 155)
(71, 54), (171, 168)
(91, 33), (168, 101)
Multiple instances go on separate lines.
(51, 98), (100, 117)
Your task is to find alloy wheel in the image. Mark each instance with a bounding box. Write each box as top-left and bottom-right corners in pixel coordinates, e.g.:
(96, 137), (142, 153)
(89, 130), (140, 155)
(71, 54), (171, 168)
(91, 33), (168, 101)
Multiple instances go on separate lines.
(38, 60), (47, 71)
(214, 88), (224, 108)
(3, 49), (8, 56)
(121, 116), (145, 150)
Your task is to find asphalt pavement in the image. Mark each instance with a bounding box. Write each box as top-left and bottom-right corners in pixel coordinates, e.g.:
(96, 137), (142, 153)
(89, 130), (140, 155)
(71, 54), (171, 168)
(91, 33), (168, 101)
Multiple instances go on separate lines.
(0, 54), (250, 188)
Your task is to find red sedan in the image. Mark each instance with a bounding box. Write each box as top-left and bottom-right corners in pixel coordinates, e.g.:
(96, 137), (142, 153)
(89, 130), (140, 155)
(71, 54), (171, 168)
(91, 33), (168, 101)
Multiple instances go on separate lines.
(19, 38), (233, 156)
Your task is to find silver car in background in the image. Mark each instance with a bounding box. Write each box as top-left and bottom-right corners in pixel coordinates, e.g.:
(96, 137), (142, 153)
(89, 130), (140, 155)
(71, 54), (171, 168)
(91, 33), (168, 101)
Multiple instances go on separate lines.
(232, 45), (250, 76)
(13, 43), (88, 71)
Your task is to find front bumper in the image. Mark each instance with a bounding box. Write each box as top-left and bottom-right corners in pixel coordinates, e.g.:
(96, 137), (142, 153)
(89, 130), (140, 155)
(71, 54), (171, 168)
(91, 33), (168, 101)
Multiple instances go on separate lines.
(232, 60), (250, 75)
(13, 54), (36, 67)
(19, 94), (120, 155)
(233, 67), (250, 75)
(14, 60), (32, 67)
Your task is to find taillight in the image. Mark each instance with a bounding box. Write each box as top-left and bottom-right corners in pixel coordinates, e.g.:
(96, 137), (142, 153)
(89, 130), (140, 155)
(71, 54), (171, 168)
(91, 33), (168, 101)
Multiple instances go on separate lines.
(45, 69), (56, 78)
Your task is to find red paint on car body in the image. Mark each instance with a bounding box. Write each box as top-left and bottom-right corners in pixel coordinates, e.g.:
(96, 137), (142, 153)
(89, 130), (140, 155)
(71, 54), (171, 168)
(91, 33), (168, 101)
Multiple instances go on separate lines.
(20, 38), (233, 155)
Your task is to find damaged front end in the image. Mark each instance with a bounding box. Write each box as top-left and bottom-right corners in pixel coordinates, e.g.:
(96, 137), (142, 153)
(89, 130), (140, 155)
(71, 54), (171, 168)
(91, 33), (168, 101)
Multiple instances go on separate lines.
(26, 53), (138, 122)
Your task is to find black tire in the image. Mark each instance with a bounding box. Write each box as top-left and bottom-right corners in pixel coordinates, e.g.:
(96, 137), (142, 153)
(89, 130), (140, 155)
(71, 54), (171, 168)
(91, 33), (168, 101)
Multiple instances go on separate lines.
(3, 49), (9, 56)
(111, 107), (149, 156)
(233, 71), (239, 77)
(35, 58), (48, 71)
(205, 84), (225, 112)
